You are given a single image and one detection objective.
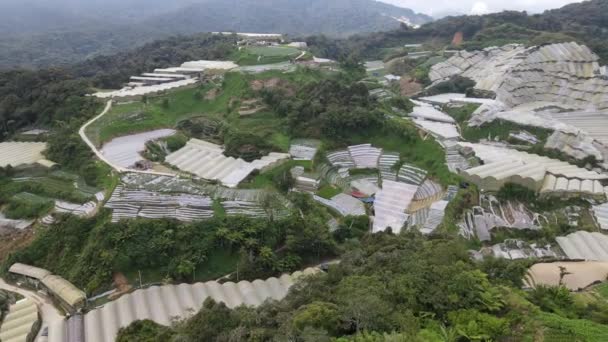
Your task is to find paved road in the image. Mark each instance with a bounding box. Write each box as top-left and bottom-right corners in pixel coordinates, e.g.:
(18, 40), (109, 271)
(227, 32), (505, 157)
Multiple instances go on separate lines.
(78, 99), (175, 178)
(0, 278), (64, 341)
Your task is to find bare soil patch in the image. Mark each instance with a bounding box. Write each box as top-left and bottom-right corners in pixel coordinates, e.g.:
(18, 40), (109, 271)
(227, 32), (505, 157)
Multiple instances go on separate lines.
(400, 76), (423, 97)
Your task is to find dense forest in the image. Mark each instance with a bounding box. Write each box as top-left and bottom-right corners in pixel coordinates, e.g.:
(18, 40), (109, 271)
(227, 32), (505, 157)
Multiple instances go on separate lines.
(0, 34), (236, 139)
(115, 232), (608, 341)
(0, 0), (430, 69)
(306, 0), (608, 63)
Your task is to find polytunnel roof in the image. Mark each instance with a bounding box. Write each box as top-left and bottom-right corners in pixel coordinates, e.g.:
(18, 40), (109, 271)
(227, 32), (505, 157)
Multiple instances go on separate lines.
(556, 231), (608, 261)
(9, 263), (51, 280)
(48, 268), (318, 342)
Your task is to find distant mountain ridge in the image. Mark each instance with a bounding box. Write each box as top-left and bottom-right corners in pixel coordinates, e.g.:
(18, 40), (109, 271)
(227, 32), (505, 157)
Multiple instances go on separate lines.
(0, 0), (431, 69)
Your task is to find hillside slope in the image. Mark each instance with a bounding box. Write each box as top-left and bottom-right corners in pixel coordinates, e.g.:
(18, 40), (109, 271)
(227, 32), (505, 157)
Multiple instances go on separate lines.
(307, 0), (608, 64)
(0, 0), (430, 69)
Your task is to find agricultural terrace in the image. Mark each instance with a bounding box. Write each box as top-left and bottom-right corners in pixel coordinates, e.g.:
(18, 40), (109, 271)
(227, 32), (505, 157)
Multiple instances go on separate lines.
(86, 69), (323, 150)
(233, 45), (307, 65)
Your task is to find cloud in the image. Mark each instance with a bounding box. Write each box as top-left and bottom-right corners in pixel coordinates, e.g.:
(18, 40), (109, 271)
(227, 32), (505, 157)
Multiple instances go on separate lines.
(377, 0), (584, 16)
(470, 1), (490, 15)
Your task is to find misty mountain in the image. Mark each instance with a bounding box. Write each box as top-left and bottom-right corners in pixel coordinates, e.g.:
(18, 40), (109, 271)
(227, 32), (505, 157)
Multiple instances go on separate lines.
(0, 0), (431, 69)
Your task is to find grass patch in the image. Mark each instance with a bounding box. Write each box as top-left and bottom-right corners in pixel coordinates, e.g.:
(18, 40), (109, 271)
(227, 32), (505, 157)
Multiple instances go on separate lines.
(317, 185), (342, 199)
(212, 200), (226, 219)
(123, 248), (239, 285)
(443, 104), (552, 143)
(4, 193), (54, 219)
(2, 173), (97, 205)
(538, 312), (608, 342)
(194, 249), (240, 281)
(87, 72), (252, 145)
(86, 69), (324, 148)
(241, 160), (311, 190)
(592, 283), (608, 300)
(233, 46), (301, 65)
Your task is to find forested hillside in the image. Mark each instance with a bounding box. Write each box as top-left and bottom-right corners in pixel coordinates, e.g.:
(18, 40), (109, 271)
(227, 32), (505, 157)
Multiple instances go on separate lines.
(307, 0), (608, 63)
(0, 0), (430, 69)
(0, 34), (236, 139)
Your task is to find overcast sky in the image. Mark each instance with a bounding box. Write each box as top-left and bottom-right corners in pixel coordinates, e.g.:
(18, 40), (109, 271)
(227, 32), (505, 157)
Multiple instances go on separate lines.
(378, 0), (584, 17)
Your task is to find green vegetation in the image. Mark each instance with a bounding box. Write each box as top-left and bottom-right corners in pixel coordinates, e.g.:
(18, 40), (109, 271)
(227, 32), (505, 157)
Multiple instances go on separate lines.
(0, 168), (101, 219)
(115, 232), (608, 341)
(4, 193), (54, 219)
(439, 185), (479, 234)
(3, 202), (338, 293)
(233, 46), (302, 65)
(444, 103), (553, 144)
(317, 184), (343, 199)
(0, 69), (100, 141)
(540, 312), (608, 341)
(308, 1), (608, 64)
(240, 160), (310, 191)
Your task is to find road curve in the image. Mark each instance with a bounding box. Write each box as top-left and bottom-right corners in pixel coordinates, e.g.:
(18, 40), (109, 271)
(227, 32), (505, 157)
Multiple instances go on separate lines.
(0, 278), (64, 341)
(78, 100), (175, 178)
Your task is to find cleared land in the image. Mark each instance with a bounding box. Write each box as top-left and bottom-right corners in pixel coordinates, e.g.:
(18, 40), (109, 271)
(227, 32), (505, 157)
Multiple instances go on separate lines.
(234, 46), (304, 65)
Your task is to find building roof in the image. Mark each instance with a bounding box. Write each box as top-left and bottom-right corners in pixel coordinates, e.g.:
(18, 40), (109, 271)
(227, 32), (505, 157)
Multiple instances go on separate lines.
(556, 231), (608, 261)
(45, 268), (318, 342)
(41, 275), (86, 307)
(0, 298), (39, 342)
(9, 263), (51, 280)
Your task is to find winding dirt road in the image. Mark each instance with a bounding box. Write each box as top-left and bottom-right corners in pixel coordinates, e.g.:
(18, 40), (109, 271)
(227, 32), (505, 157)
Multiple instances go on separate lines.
(0, 278), (64, 341)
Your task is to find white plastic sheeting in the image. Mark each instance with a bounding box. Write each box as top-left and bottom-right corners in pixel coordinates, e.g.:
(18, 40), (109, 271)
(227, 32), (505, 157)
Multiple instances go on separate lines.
(458, 142), (608, 180)
(105, 186), (214, 222)
(348, 144), (382, 169)
(93, 79), (198, 99)
(48, 268), (318, 342)
(313, 194), (366, 217)
(166, 138), (289, 188)
(556, 231), (608, 261)
(0, 298), (39, 342)
(540, 174), (605, 197)
(55, 200), (97, 217)
(289, 140), (320, 161)
(326, 144), (383, 170)
(409, 100), (456, 123)
(413, 119), (461, 141)
(0, 142), (54, 168)
(429, 42), (608, 111)
(593, 203), (608, 230)
(373, 180), (418, 234)
(100, 129), (176, 169)
(418, 93), (495, 106)
(410, 200), (448, 235)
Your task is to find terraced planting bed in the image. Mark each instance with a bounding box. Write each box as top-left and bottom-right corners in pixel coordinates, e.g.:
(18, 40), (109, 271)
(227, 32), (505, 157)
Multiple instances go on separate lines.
(110, 173), (293, 221)
(86, 72), (290, 152)
(235, 46), (302, 65)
